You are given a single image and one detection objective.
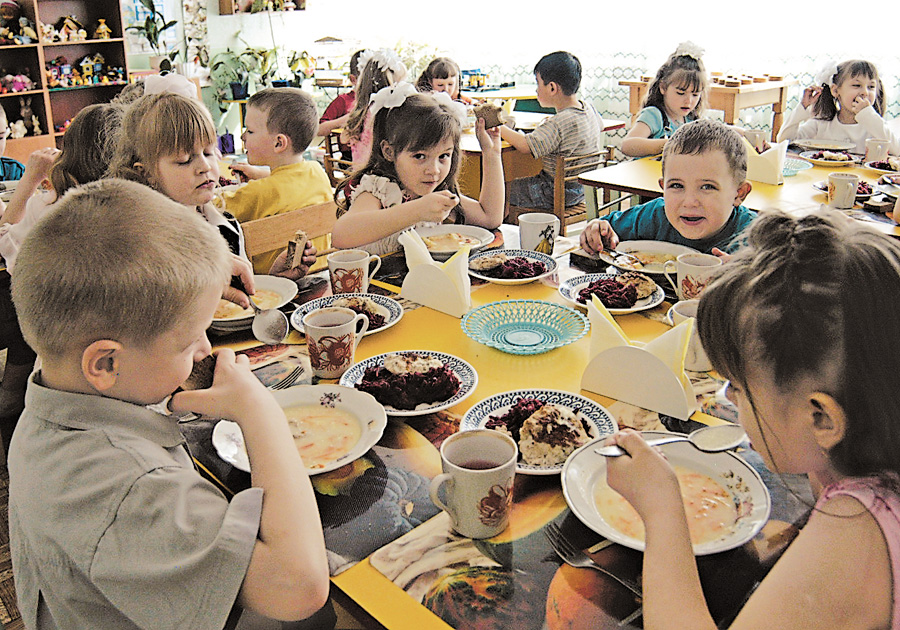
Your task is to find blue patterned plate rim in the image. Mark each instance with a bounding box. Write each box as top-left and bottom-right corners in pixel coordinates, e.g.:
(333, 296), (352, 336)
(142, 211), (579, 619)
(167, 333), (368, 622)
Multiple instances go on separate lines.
(559, 273), (666, 315)
(338, 350), (478, 417)
(461, 300), (589, 355)
(460, 388), (618, 475)
(467, 249), (558, 285)
(290, 293), (403, 337)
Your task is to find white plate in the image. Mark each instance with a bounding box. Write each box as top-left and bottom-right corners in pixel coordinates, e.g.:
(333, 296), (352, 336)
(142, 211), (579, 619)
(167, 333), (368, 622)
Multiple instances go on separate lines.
(212, 384), (387, 474)
(812, 180), (873, 201)
(597, 240), (699, 275)
(290, 293), (403, 337)
(562, 431), (771, 555)
(864, 160), (900, 174)
(799, 150), (856, 167)
(210, 275), (298, 332)
(559, 273), (666, 315)
(339, 350), (478, 416)
(461, 389), (617, 475)
(467, 249), (558, 285)
(791, 139), (856, 151)
(414, 225), (495, 260)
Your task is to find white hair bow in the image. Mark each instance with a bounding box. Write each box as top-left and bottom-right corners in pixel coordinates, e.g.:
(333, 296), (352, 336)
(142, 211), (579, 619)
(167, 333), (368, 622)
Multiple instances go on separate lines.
(431, 91), (469, 129)
(814, 61), (839, 87)
(357, 48), (407, 81)
(368, 81), (418, 117)
(675, 41), (704, 60)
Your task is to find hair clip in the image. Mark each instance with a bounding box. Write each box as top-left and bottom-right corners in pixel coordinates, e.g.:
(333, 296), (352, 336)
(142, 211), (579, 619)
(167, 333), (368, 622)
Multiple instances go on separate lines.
(430, 91), (469, 129)
(675, 41), (704, 60)
(358, 48), (407, 80)
(368, 81), (418, 117)
(814, 61), (839, 88)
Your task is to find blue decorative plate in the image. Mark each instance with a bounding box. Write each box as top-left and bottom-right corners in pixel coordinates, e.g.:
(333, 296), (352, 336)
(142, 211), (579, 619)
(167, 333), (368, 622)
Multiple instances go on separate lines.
(290, 293), (403, 337)
(783, 157), (813, 176)
(461, 389), (617, 475)
(461, 300), (589, 355)
(559, 273), (665, 315)
(467, 249), (558, 285)
(339, 350), (478, 416)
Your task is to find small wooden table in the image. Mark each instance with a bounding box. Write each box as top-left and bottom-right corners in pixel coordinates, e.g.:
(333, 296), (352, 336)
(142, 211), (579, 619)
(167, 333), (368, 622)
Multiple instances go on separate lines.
(619, 78), (798, 140)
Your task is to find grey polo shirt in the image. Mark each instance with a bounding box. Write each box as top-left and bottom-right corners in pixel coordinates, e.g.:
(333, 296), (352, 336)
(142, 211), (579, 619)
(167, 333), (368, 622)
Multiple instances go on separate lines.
(9, 373), (263, 630)
(525, 100), (604, 177)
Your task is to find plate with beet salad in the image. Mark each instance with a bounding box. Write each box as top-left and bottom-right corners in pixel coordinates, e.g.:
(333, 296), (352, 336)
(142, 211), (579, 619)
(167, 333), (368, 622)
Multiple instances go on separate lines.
(467, 249), (558, 285)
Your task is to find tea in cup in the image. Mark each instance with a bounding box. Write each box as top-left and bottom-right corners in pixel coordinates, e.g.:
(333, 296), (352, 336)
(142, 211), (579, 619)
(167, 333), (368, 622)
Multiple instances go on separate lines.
(327, 249), (382, 294)
(518, 213), (560, 253)
(302, 306), (369, 379)
(827, 172), (859, 209)
(664, 253), (723, 301)
(666, 299), (713, 372)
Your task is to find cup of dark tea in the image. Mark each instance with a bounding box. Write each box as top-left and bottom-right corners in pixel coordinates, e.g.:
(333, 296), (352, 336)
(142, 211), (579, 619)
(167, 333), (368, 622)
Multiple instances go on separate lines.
(429, 429), (518, 539)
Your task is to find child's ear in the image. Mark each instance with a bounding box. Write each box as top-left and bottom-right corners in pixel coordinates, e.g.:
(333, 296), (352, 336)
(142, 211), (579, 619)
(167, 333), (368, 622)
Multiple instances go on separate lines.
(808, 392), (847, 451)
(273, 133), (290, 154)
(380, 140), (395, 162)
(734, 180), (752, 205)
(81, 340), (122, 392)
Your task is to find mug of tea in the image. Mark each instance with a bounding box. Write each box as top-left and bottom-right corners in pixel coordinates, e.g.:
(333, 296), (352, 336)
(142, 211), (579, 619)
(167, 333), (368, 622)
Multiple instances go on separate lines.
(827, 172), (859, 210)
(518, 213), (560, 253)
(664, 253), (723, 301)
(302, 306), (369, 379)
(327, 249), (382, 294)
(866, 138), (890, 163)
(429, 429), (518, 539)
(666, 299), (713, 372)
(744, 129), (767, 153)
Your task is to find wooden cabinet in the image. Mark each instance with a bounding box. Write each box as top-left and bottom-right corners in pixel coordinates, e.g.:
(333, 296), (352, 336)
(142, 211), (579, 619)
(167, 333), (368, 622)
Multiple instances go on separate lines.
(1, 0), (130, 163)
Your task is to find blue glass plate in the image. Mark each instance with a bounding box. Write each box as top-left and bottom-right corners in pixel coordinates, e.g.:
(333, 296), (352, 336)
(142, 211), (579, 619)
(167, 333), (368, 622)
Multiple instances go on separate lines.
(461, 300), (589, 355)
(782, 157), (813, 176)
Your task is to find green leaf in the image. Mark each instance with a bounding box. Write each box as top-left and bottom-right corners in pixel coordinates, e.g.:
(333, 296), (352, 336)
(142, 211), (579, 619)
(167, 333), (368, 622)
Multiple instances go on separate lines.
(138, 0), (156, 13)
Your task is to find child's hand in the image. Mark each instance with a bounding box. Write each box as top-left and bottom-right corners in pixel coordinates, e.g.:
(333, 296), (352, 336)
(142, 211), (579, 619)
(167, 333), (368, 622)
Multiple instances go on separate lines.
(801, 86), (822, 109)
(849, 93), (872, 114)
(270, 240), (317, 281)
(230, 163), (268, 181)
(605, 429), (682, 522)
(711, 247), (732, 262)
(474, 118), (501, 154)
(221, 253), (254, 308)
(579, 219), (619, 255)
(23, 147), (59, 183)
(418, 190), (459, 223)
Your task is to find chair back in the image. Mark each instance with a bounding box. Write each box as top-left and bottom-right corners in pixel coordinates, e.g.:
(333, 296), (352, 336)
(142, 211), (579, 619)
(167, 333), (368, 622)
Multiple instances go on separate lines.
(323, 129), (354, 188)
(242, 200), (338, 260)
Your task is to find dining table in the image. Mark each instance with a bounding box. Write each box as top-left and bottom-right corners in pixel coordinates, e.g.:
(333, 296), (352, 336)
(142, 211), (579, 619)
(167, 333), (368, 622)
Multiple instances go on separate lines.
(189, 224), (814, 629)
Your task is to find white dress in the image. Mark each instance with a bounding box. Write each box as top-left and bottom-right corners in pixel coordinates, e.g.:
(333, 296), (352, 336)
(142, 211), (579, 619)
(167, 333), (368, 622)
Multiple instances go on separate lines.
(776, 104), (900, 155)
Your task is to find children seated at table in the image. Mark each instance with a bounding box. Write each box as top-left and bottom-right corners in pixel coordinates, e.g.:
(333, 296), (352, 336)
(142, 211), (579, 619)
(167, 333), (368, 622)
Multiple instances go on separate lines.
(580, 119), (755, 255)
(7, 179), (329, 628)
(499, 50), (604, 211)
(221, 87), (332, 275)
(416, 56), (471, 103)
(317, 49), (364, 155)
(332, 83), (503, 256)
(621, 41), (708, 158)
(776, 59), (900, 155)
(605, 208), (900, 630)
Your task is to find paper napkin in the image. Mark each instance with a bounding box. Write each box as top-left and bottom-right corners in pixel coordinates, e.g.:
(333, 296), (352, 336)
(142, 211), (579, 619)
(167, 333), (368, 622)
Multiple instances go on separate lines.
(399, 230), (472, 318)
(744, 137), (787, 185)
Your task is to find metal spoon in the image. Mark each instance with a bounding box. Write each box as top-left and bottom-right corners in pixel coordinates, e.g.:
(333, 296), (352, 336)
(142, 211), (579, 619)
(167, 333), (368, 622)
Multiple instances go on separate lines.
(594, 424), (747, 457)
(248, 297), (289, 345)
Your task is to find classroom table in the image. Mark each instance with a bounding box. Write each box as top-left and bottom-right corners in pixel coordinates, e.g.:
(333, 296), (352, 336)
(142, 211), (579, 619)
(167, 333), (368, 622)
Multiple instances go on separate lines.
(577, 156), (900, 237)
(619, 78), (798, 140)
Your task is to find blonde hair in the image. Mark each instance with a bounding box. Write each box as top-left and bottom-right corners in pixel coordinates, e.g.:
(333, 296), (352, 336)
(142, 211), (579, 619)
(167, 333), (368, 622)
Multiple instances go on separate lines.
(11, 179), (231, 359)
(107, 92), (217, 187)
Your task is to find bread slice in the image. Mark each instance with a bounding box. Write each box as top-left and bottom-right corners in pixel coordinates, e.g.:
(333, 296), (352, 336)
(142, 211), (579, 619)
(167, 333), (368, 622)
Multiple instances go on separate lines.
(284, 229), (308, 269)
(182, 354), (216, 391)
(473, 103), (507, 129)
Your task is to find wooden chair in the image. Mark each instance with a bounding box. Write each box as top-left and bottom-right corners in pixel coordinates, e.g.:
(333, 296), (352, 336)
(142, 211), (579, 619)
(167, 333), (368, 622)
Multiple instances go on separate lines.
(241, 200), (339, 266)
(323, 129), (354, 188)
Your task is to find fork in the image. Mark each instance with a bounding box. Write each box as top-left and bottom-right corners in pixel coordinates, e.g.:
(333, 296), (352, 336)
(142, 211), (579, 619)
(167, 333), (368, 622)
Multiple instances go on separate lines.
(544, 521), (643, 598)
(270, 366), (304, 390)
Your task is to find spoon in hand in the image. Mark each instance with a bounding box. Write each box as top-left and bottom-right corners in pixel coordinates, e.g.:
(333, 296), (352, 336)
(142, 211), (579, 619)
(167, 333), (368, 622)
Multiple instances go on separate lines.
(248, 297), (289, 345)
(594, 424), (747, 457)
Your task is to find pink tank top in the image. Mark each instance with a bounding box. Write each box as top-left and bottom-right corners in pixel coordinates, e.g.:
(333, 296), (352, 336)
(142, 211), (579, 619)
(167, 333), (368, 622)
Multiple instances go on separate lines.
(819, 475), (900, 628)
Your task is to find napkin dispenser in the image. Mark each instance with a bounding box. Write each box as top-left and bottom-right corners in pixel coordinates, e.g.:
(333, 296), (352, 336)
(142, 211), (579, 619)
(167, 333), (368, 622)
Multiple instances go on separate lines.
(399, 229), (472, 318)
(581, 296), (697, 420)
(744, 137), (787, 186)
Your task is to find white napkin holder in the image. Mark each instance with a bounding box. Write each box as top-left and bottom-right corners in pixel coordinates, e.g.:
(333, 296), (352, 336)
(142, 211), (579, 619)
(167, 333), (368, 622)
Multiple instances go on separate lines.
(581, 296), (697, 420)
(744, 137), (787, 186)
(399, 229), (472, 318)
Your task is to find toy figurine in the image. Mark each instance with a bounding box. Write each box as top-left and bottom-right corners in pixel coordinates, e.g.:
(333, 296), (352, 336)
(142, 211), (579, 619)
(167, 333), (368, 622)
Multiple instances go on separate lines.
(19, 96), (31, 133)
(0, 0), (21, 45)
(39, 21), (55, 42)
(31, 114), (40, 136)
(9, 119), (25, 139)
(93, 18), (111, 39)
(14, 16), (36, 44)
(54, 15), (82, 42)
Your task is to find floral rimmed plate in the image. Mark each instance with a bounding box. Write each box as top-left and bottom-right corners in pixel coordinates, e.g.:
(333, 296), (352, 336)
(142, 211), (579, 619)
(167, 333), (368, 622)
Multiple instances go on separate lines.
(467, 249), (557, 285)
(339, 350), (477, 416)
(212, 385), (387, 474)
(799, 150), (856, 167)
(559, 273), (666, 315)
(561, 430), (771, 555)
(461, 300), (588, 355)
(596, 240), (699, 275)
(865, 160), (900, 174)
(290, 293), (403, 337)
(413, 225), (494, 260)
(460, 389), (617, 475)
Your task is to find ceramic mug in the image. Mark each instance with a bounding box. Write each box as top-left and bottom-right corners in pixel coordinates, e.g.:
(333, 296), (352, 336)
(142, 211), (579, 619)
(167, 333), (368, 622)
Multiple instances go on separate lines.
(664, 253), (723, 301)
(429, 429), (518, 539)
(327, 249), (382, 294)
(866, 138), (890, 163)
(745, 130), (767, 153)
(518, 213), (560, 253)
(302, 307), (369, 379)
(666, 299), (713, 372)
(827, 172), (859, 209)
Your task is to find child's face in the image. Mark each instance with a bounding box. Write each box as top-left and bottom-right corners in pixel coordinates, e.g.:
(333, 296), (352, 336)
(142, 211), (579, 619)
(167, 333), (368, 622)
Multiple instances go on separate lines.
(832, 73), (878, 110)
(242, 105), (278, 166)
(535, 73), (553, 108)
(385, 137), (454, 198)
(431, 74), (459, 99)
(660, 82), (701, 121)
(659, 149), (748, 241)
(154, 141), (219, 207)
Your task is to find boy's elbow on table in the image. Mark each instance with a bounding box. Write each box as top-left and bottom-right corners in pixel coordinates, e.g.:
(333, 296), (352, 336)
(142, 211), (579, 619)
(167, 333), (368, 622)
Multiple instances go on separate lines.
(241, 554), (330, 621)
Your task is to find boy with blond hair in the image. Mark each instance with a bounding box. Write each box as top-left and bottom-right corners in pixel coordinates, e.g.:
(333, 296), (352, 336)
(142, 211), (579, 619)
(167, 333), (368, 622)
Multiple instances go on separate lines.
(9, 179), (329, 629)
(224, 87), (332, 274)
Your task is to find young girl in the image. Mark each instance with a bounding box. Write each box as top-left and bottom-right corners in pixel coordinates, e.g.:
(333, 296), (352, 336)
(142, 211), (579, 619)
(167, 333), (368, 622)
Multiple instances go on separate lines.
(606, 209), (899, 629)
(416, 57), (471, 104)
(777, 59), (899, 155)
(332, 83), (504, 256)
(341, 48), (407, 170)
(621, 42), (708, 158)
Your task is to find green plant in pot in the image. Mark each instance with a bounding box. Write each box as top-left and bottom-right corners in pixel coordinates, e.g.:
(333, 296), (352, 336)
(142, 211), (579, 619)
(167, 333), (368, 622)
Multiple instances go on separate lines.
(210, 45), (278, 105)
(127, 0), (178, 69)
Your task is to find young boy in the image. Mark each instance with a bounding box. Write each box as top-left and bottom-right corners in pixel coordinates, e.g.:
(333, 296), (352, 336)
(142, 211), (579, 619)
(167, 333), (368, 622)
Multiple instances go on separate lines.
(499, 51), (604, 210)
(580, 119), (756, 255)
(224, 87), (332, 274)
(8, 179), (329, 629)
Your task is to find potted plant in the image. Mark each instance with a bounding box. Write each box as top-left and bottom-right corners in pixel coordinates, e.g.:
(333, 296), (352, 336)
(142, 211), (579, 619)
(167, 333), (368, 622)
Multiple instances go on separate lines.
(127, 0), (178, 69)
(210, 45), (278, 105)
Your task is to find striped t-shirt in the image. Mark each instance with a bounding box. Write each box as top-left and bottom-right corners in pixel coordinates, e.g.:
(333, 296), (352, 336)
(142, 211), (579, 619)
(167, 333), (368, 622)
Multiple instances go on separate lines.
(524, 100), (604, 177)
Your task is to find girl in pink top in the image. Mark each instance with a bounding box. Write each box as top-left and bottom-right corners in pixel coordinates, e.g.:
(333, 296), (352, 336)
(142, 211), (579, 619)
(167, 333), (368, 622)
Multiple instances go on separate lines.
(606, 208), (900, 629)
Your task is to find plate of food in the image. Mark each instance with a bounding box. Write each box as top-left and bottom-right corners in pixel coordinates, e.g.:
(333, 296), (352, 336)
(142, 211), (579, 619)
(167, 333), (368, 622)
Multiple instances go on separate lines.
(791, 139), (855, 152)
(291, 293), (403, 337)
(210, 275), (298, 332)
(813, 180), (874, 201)
(461, 389), (617, 475)
(559, 272), (665, 314)
(212, 384), (388, 474)
(877, 174), (900, 199)
(799, 150), (857, 166)
(596, 240), (698, 275)
(865, 157), (900, 174)
(562, 430), (771, 555)
(414, 225), (494, 260)
(467, 249), (557, 285)
(339, 350), (477, 416)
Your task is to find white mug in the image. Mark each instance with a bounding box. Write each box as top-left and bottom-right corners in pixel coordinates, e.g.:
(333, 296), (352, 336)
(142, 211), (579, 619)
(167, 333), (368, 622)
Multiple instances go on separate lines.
(666, 299), (713, 372)
(518, 213), (559, 253)
(865, 138), (890, 163)
(664, 253), (723, 301)
(745, 129), (767, 153)
(429, 429), (517, 539)
(302, 307), (369, 379)
(827, 172), (859, 210)
(327, 249), (382, 294)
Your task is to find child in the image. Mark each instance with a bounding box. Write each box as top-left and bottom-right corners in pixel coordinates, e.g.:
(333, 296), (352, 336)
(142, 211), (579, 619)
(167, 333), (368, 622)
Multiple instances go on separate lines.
(341, 48), (407, 170)
(332, 83), (504, 256)
(499, 51), (604, 210)
(222, 87), (332, 275)
(317, 49), (364, 145)
(0, 106), (24, 182)
(416, 56), (471, 103)
(605, 208), (899, 629)
(8, 179), (329, 628)
(621, 42), (708, 158)
(580, 119), (755, 255)
(776, 59), (900, 155)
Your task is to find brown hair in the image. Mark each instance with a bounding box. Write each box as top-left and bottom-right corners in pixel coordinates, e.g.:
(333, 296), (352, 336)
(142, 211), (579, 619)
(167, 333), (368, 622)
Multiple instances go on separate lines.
(416, 57), (462, 99)
(49, 103), (124, 200)
(345, 53), (403, 142)
(248, 87), (317, 155)
(662, 119), (747, 184)
(644, 48), (708, 124)
(813, 59), (885, 120)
